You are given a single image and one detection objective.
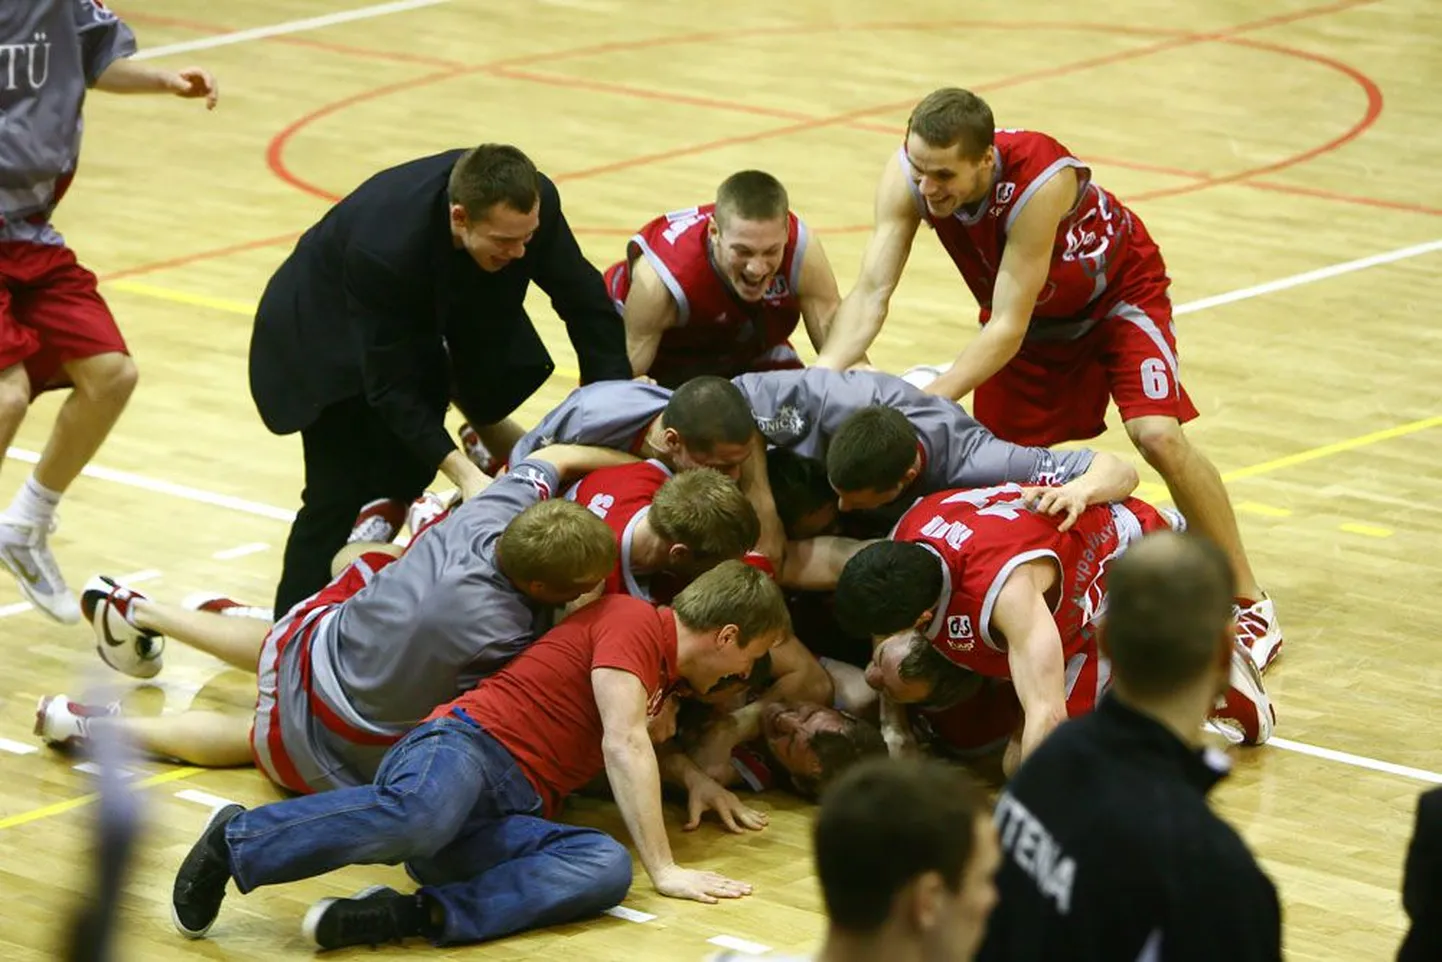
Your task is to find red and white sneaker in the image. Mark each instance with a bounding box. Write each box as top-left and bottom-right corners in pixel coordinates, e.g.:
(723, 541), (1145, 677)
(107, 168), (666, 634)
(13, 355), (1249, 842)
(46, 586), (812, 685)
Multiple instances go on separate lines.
(82, 575), (165, 678)
(346, 498), (407, 545)
(458, 424), (504, 477)
(34, 694), (121, 751)
(1235, 593), (1283, 672)
(180, 592), (273, 621)
(405, 491), (454, 541)
(1207, 638), (1277, 746)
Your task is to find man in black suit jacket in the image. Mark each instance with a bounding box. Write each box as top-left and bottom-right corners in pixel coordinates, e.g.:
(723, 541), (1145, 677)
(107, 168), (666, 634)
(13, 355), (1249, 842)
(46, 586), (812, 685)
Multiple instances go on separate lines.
(250, 144), (632, 616)
(1399, 786), (1442, 961)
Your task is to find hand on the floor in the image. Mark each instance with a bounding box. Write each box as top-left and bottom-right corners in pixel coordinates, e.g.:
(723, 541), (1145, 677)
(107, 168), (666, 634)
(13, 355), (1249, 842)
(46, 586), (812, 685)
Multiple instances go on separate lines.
(1018, 483), (1086, 532)
(684, 777), (769, 834)
(653, 864), (753, 904)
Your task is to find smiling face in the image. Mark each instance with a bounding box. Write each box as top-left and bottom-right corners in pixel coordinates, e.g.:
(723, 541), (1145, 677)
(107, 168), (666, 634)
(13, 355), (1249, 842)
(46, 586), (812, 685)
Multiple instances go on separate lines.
(761, 702), (851, 779)
(903, 133), (996, 220)
(451, 199), (540, 271)
(709, 213), (789, 301)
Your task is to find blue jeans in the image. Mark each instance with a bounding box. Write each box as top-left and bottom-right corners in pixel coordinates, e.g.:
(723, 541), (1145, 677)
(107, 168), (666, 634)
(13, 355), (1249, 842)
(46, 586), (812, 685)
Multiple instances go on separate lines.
(225, 715), (633, 945)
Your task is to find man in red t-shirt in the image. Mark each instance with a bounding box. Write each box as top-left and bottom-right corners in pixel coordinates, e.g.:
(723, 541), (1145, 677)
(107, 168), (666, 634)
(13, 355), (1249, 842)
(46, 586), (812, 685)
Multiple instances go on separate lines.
(170, 560), (790, 951)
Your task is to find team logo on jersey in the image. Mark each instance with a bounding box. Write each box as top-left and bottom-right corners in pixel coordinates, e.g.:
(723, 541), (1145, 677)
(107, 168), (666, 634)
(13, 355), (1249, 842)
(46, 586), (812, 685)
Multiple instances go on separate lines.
(510, 463), (553, 500)
(995, 182), (1017, 204)
(763, 275), (790, 299)
(753, 405), (807, 443)
(945, 615), (975, 651)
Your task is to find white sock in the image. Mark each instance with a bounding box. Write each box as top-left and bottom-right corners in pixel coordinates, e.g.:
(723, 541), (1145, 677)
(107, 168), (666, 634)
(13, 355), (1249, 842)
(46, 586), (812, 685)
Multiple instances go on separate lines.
(5, 476), (61, 525)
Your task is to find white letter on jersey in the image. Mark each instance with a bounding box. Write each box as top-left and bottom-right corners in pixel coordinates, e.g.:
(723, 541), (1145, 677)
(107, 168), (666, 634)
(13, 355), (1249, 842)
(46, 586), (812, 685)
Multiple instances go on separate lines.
(586, 493), (616, 519)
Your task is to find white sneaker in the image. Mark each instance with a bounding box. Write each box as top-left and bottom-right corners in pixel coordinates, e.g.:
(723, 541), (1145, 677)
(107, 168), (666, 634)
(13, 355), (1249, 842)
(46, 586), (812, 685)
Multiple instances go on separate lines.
(347, 498), (406, 545)
(1236, 593), (1283, 672)
(34, 694), (121, 751)
(1208, 638), (1276, 746)
(405, 491), (451, 540)
(0, 514), (80, 623)
(899, 364), (947, 391)
(82, 575), (165, 678)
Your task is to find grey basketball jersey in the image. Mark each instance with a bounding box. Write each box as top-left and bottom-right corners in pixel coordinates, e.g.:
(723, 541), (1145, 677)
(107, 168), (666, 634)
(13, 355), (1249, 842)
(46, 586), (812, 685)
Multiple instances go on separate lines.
(732, 368), (1093, 490)
(509, 381), (672, 463)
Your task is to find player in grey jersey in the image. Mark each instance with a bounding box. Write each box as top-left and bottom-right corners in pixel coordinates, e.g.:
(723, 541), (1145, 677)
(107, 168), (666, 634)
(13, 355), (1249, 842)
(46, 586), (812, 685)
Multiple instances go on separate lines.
(39, 448), (622, 794)
(733, 368), (1138, 531)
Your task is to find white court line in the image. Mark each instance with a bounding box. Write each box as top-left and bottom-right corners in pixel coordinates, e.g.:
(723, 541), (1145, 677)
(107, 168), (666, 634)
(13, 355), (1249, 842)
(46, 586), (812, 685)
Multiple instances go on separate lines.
(132, 0), (452, 60)
(175, 788), (243, 810)
(0, 567), (161, 619)
(14, 236), (1442, 526)
(604, 905), (656, 923)
(73, 761), (137, 779)
(212, 542), (270, 560)
(708, 935), (772, 955)
(0, 738), (38, 755)
(1269, 737), (1442, 785)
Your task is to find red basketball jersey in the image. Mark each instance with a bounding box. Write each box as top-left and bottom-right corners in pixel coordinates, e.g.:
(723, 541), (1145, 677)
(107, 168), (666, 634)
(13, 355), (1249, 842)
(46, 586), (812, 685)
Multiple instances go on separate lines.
(605, 203), (809, 385)
(891, 485), (1169, 678)
(567, 459), (673, 602)
(908, 130), (1144, 330)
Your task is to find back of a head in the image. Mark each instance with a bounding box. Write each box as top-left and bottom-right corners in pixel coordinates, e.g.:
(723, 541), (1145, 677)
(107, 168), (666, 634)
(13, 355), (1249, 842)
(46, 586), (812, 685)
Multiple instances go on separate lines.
(906, 88), (995, 158)
(835, 540), (941, 637)
(827, 406), (920, 494)
(448, 144), (540, 219)
(649, 468), (760, 563)
(1103, 531), (1236, 697)
(766, 447), (835, 537)
(714, 170), (790, 229)
(673, 558), (791, 646)
(815, 757), (985, 933)
(497, 499), (616, 585)
(661, 376), (758, 452)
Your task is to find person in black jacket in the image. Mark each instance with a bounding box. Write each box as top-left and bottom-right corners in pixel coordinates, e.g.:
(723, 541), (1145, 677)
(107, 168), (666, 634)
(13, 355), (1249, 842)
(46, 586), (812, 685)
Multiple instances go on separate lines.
(977, 530), (1282, 962)
(1399, 786), (1442, 961)
(249, 144), (632, 616)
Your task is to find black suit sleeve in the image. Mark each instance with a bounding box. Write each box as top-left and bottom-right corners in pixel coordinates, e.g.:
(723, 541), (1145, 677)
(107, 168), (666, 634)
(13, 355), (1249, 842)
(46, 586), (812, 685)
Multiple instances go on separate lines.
(1400, 788), (1442, 962)
(344, 244), (456, 469)
(529, 179), (633, 384)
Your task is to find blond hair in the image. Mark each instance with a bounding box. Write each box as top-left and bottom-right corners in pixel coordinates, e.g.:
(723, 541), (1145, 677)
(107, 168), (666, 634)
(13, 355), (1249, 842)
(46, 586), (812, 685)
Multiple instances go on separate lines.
(497, 499), (616, 584)
(649, 468), (760, 564)
(673, 559), (791, 646)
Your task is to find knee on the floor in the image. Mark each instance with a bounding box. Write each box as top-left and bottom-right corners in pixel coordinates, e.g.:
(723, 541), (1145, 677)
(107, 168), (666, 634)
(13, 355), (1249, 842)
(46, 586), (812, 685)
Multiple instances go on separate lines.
(70, 353), (138, 406)
(585, 834), (635, 906)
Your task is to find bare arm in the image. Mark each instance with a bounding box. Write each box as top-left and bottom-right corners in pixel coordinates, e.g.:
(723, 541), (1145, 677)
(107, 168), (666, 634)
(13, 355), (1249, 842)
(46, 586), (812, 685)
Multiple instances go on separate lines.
(924, 168), (1078, 401)
(95, 59), (218, 108)
(796, 234), (843, 354)
(529, 443), (642, 479)
(595, 668), (752, 902)
(1020, 451), (1140, 532)
(778, 536), (874, 591)
(991, 560), (1068, 772)
(739, 432), (786, 568)
(621, 258), (680, 377)
(813, 153), (922, 369)
(657, 745), (768, 834)
(759, 635), (835, 706)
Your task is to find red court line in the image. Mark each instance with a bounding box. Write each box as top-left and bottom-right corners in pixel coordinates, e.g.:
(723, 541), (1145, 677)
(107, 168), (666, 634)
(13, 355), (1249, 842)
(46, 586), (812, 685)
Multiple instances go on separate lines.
(100, 231), (302, 282)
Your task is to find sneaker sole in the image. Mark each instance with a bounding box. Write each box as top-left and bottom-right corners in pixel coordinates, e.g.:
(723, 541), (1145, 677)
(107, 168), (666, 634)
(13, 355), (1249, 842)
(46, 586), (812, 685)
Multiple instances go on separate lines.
(300, 884), (394, 948)
(171, 803), (245, 939)
(1217, 642), (1277, 746)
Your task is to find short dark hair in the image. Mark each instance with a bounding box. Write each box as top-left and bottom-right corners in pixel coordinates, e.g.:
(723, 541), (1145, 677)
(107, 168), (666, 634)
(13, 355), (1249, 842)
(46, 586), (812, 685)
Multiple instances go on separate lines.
(714, 170), (790, 229)
(827, 407), (919, 494)
(448, 144), (540, 219)
(766, 448), (836, 538)
(1103, 531), (1237, 697)
(791, 714), (888, 801)
(834, 541), (941, 637)
(814, 758), (986, 932)
(898, 631), (984, 710)
(906, 88), (995, 158)
(661, 376), (758, 452)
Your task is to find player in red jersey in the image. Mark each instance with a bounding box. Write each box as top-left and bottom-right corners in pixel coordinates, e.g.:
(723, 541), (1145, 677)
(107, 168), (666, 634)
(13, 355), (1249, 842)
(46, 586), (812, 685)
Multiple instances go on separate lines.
(605, 170), (842, 386)
(835, 485), (1275, 772)
(816, 88), (1281, 672)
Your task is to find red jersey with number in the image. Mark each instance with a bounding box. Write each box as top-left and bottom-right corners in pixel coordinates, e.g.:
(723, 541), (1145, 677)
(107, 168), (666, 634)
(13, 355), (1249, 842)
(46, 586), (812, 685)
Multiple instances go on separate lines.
(567, 460), (672, 602)
(891, 485), (1169, 677)
(906, 130), (1150, 332)
(604, 203), (809, 386)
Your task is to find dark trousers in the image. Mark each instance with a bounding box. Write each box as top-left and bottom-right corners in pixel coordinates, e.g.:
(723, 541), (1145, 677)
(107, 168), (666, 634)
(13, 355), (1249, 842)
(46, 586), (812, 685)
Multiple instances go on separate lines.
(273, 396), (436, 618)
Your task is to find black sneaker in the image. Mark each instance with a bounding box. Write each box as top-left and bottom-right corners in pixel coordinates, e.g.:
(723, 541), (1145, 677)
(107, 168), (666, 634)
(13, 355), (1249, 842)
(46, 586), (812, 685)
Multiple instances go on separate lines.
(171, 803), (243, 938)
(302, 885), (421, 950)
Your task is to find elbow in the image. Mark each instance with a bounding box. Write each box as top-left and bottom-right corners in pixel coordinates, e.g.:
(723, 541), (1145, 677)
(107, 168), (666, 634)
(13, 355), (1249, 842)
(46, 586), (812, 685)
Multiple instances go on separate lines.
(1112, 454), (1140, 493)
(796, 666), (836, 708)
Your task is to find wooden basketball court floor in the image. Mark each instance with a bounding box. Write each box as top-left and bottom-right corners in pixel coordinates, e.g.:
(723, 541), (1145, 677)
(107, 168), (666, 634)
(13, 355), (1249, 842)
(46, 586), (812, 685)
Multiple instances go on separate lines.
(1, 0), (1440, 958)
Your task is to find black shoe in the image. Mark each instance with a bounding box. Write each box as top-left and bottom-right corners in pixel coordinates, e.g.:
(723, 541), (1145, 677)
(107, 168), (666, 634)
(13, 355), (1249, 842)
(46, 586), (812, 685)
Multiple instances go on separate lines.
(302, 885), (423, 950)
(171, 803), (243, 939)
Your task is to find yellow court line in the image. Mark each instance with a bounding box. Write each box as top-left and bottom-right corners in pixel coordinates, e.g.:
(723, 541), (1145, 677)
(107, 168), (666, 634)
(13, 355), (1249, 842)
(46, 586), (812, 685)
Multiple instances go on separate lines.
(1338, 522), (1393, 538)
(0, 766), (203, 831)
(105, 279), (584, 383)
(1219, 415), (1442, 483)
